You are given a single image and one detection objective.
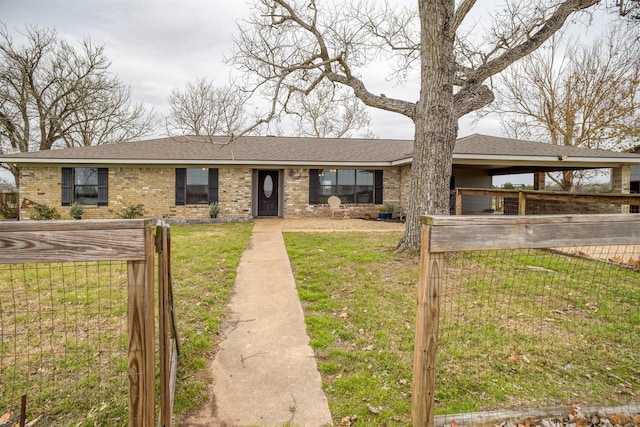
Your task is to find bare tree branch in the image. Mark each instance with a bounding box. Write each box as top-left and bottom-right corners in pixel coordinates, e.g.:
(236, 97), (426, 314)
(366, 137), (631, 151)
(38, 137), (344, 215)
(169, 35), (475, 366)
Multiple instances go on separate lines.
(231, 0), (613, 251)
(166, 78), (248, 137)
(0, 23), (156, 176)
(484, 24), (640, 190)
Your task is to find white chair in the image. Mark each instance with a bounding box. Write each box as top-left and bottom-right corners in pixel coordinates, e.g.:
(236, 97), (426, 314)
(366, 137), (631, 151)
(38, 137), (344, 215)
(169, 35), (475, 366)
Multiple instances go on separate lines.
(328, 196), (349, 219)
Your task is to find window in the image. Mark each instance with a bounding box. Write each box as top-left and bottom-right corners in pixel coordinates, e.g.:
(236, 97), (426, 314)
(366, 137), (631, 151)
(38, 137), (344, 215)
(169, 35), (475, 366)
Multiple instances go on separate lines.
(175, 168), (218, 205)
(309, 169), (383, 204)
(61, 167), (108, 206)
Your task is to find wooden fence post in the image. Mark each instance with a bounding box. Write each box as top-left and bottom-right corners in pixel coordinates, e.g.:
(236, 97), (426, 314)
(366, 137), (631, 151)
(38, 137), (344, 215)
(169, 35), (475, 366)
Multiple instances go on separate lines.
(412, 222), (444, 427)
(127, 225), (156, 427)
(518, 191), (526, 215)
(157, 223), (171, 427)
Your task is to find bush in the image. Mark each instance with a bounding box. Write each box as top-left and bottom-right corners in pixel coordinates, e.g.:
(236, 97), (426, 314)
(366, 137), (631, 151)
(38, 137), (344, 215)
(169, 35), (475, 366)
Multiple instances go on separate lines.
(30, 204), (60, 220)
(116, 204), (145, 219)
(0, 200), (18, 219)
(68, 201), (84, 218)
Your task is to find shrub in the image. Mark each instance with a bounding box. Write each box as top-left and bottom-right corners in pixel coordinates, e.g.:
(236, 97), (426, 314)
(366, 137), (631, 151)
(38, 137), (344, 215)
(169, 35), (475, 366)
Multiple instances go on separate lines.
(208, 202), (220, 216)
(68, 202), (84, 218)
(30, 204), (60, 220)
(379, 203), (394, 214)
(116, 204), (145, 219)
(0, 200), (18, 219)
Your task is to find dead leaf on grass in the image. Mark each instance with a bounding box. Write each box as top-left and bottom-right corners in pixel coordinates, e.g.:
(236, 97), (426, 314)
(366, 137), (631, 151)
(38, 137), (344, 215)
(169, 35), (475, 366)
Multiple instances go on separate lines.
(517, 417), (531, 427)
(340, 414), (357, 426)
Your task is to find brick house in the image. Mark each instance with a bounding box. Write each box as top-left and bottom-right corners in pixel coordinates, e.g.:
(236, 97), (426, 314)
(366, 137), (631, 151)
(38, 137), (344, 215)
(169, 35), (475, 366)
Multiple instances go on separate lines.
(2, 134), (640, 220)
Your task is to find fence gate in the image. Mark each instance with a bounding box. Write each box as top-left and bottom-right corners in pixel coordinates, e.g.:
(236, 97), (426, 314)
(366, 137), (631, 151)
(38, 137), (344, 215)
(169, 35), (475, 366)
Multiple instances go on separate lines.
(0, 219), (178, 427)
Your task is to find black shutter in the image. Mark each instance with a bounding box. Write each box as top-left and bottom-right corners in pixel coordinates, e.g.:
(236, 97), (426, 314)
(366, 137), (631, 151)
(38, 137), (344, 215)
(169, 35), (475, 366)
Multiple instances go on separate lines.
(61, 168), (73, 206)
(309, 169), (319, 204)
(208, 168), (219, 203)
(97, 168), (108, 206)
(175, 168), (186, 205)
(374, 170), (383, 204)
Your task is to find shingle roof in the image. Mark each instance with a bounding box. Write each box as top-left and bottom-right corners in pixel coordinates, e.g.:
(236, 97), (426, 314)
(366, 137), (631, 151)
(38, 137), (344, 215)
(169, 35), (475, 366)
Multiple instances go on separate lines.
(2, 134), (639, 166)
(454, 134), (637, 159)
(0, 135), (413, 164)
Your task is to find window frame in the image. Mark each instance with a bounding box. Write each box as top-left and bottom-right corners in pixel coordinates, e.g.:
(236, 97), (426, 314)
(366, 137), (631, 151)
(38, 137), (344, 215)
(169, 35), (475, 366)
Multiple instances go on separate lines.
(175, 167), (219, 205)
(61, 167), (108, 206)
(309, 169), (383, 205)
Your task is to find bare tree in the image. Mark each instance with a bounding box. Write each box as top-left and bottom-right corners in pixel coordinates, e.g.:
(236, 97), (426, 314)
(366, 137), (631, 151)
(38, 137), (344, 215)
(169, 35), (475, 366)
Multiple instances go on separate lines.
(614, 0), (640, 18)
(285, 80), (372, 138)
(62, 84), (156, 147)
(0, 24), (156, 181)
(166, 78), (248, 136)
(231, 0), (604, 251)
(486, 25), (640, 191)
(167, 77), (371, 139)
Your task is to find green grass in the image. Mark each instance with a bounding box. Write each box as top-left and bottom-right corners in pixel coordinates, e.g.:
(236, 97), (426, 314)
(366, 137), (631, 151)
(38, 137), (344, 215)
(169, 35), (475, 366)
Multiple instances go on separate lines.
(167, 223), (253, 419)
(0, 222), (252, 426)
(284, 233), (640, 426)
(285, 231), (417, 426)
(2, 223), (637, 426)
(0, 261), (131, 426)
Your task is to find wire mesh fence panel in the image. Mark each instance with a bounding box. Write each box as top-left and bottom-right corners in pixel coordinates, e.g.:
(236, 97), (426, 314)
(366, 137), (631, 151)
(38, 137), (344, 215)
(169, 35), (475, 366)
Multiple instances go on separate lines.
(0, 261), (129, 426)
(435, 245), (640, 425)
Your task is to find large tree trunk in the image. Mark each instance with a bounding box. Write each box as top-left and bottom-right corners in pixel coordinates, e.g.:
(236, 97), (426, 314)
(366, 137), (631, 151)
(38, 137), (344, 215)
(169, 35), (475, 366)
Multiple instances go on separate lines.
(398, 0), (457, 253)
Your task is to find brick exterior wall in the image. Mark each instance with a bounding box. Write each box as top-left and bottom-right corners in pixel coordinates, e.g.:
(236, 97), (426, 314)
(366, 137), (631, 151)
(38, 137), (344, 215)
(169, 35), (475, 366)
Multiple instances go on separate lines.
(283, 168), (312, 217)
(19, 167), (60, 218)
(20, 163), (635, 220)
(18, 165), (407, 220)
(282, 167), (407, 218)
(612, 165), (632, 214)
(18, 166), (253, 220)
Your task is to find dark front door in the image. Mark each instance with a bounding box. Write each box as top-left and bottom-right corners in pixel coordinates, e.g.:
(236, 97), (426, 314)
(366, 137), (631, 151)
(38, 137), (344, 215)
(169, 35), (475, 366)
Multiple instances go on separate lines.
(258, 170), (279, 216)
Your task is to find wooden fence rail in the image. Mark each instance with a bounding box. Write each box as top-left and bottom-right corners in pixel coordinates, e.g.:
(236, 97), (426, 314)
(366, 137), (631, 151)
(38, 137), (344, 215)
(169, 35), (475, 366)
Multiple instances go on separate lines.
(454, 187), (640, 215)
(412, 214), (640, 427)
(0, 219), (178, 427)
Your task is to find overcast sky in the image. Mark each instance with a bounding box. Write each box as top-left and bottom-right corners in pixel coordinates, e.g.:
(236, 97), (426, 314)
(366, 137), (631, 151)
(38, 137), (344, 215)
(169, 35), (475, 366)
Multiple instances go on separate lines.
(0, 0), (510, 141)
(0, 0), (615, 184)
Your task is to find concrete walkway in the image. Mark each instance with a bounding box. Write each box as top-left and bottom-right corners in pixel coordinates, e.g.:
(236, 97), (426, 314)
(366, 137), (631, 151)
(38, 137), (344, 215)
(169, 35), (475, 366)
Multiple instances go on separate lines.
(185, 219), (334, 427)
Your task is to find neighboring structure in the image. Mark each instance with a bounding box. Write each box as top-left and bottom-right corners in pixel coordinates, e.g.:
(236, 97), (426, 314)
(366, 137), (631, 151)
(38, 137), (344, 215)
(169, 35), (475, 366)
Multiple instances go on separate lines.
(631, 146), (640, 213)
(632, 146), (640, 193)
(2, 134), (640, 220)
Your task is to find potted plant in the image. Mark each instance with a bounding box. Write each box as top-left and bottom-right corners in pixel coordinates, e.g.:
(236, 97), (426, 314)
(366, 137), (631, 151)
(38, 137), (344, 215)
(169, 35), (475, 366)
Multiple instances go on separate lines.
(69, 201), (84, 220)
(209, 202), (220, 218)
(363, 212), (372, 220)
(378, 203), (394, 220)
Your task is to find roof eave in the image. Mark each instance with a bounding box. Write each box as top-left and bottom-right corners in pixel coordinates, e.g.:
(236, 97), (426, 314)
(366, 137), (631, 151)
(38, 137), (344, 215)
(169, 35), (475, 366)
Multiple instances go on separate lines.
(453, 154), (640, 167)
(2, 158), (401, 168)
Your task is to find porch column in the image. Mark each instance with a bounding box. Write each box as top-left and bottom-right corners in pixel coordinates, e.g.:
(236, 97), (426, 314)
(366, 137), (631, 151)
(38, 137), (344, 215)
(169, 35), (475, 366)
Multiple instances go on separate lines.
(612, 165), (631, 213)
(533, 172), (545, 191)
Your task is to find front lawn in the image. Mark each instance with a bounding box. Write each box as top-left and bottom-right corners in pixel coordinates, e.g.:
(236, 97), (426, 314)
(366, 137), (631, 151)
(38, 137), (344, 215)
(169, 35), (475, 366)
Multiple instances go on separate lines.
(284, 232), (640, 426)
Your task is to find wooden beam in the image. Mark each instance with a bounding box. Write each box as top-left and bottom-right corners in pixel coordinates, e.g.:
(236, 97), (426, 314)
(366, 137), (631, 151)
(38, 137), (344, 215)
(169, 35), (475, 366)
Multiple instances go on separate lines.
(518, 191), (526, 215)
(455, 187), (640, 205)
(412, 225), (443, 427)
(127, 225), (156, 427)
(421, 214), (640, 252)
(0, 219), (153, 264)
(157, 223), (172, 427)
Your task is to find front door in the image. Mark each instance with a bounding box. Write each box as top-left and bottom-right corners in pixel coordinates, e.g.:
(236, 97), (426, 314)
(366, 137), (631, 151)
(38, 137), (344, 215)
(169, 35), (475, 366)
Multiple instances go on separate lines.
(257, 170), (279, 216)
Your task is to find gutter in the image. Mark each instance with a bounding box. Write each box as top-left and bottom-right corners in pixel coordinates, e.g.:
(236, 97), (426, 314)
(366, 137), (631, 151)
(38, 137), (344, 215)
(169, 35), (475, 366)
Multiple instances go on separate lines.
(1, 158), (403, 168)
